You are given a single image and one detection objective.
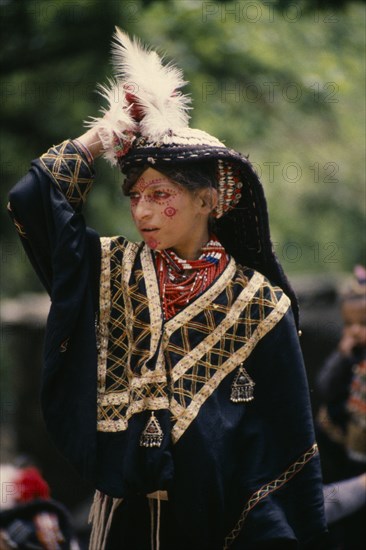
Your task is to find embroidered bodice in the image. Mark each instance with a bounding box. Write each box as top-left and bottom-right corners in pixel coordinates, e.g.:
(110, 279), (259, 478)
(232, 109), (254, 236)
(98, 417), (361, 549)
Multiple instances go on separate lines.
(97, 236), (290, 442)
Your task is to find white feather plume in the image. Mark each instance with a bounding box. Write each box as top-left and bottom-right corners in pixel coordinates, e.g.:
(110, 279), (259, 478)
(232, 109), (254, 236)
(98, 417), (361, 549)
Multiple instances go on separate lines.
(111, 27), (191, 140)
(84, 28), (191, 164)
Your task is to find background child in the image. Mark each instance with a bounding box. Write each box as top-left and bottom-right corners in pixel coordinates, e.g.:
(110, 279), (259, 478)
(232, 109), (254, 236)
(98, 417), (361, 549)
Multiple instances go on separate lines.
(316, 265), (366, 548)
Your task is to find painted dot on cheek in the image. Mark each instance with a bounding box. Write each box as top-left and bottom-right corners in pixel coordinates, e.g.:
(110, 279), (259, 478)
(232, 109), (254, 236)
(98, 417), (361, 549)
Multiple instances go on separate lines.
(164, 207), (177, 217)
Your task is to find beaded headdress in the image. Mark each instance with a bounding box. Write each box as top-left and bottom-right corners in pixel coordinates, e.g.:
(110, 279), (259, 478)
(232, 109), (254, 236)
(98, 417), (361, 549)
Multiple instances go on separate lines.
(86, 28), (299, 325)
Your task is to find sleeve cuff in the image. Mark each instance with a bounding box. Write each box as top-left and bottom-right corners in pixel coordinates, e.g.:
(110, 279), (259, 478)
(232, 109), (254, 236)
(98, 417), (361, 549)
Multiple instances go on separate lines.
(39, 140), (95, 210)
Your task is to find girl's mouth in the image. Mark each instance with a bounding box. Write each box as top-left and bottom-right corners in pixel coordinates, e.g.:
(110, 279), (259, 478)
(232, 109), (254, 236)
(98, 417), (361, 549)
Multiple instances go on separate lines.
(141, 227), (159, 234)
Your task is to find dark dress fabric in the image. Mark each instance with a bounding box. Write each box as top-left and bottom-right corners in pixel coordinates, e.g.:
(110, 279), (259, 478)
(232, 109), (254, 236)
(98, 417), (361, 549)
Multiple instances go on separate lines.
(8, 141), (328, 549)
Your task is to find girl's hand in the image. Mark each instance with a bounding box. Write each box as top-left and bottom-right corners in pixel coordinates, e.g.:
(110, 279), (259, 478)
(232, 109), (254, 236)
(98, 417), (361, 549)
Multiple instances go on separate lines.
(75, 127), (104, 160)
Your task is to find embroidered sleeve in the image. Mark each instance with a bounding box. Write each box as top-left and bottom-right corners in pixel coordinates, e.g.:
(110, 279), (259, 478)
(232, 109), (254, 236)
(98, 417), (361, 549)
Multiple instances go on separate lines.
(7, 201), (27, 239)
(39, 139), (95, 211)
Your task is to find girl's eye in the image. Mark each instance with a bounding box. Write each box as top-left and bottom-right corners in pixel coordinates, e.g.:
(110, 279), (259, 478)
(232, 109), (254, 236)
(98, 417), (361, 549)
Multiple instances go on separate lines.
(129, 192), (140, 200)
(154, 191), (170, 199)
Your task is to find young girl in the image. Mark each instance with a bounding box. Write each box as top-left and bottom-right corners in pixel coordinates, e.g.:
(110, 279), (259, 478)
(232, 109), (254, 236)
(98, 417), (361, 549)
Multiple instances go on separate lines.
(8, 29), (327, 550)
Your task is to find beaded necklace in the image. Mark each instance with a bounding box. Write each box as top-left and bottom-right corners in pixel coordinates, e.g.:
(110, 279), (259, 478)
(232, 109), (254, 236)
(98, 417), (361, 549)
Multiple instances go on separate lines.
(154, 236), (229, 320)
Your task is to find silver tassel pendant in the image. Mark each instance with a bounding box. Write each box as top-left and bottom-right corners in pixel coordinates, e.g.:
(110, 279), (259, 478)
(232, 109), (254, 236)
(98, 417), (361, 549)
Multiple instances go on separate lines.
(140, 412), (164, 448)
(230, 365), (255, 403)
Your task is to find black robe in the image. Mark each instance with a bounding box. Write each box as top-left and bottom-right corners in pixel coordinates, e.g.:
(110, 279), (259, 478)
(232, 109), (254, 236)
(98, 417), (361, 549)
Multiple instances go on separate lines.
(8, 140), (327, 549)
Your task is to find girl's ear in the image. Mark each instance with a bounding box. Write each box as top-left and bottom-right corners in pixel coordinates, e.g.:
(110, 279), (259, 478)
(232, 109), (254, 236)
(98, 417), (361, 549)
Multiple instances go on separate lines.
(197, 187), (218, 214)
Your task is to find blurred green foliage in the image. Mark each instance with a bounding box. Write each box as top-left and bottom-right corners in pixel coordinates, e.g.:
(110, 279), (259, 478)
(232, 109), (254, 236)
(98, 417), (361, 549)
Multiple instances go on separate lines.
(1, 0), (365, 297)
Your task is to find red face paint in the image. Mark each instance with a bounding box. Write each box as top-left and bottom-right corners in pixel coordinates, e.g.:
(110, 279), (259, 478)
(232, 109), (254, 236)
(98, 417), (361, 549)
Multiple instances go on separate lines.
(132, 176), (169, 194)
(129, 167), (206, 259)
(164, 206), (177, 218)
(147, 237), (158, 249)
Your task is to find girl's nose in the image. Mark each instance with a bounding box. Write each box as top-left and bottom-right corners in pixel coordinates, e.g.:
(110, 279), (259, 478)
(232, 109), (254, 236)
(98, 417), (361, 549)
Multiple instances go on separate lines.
(133, 197), (153, 220)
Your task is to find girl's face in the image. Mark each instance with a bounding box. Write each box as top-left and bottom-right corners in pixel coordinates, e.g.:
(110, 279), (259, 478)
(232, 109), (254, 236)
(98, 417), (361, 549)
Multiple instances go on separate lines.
(128, 167), (212, 259)
(342, 299), (366, 349)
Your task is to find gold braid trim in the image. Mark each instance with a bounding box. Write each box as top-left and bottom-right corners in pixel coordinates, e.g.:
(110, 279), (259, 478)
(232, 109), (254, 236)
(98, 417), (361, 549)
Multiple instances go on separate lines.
(223, 443), (319, 549)
(39, 140), (94, 208)
(98, 237), (112, 395)
(169, 271), (264, 383)
(120, 240), (142, 360)
(13, 217), (27, 238)
(140, 245), (163, 354)
(171, 292), (290, 443)
(96, 241), (291, 437)
(7, 202), (27, 238)
(98, 237), (135, 430)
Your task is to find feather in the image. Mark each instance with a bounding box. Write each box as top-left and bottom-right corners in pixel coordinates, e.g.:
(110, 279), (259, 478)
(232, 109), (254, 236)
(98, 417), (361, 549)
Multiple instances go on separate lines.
(111, 27), (191, 140)
(84, 78), (136, 165)
(84, 28), (191, 164)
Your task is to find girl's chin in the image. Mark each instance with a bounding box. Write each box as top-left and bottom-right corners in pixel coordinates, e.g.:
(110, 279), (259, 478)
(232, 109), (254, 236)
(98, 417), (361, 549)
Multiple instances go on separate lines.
(145, 237), (160, 250)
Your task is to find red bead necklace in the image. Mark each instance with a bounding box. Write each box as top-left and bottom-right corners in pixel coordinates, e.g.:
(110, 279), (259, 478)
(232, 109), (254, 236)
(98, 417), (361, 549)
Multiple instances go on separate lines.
(154, 236), (229, 320)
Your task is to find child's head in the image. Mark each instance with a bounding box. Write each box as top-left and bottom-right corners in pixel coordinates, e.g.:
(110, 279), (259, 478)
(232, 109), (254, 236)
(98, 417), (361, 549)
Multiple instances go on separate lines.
(340, 265), (366, 351)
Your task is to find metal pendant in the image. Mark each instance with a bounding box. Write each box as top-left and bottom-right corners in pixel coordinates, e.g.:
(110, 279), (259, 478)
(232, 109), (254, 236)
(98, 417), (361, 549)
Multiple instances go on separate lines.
(140, 411), (164, 448)
(230, 364), (255, 403)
